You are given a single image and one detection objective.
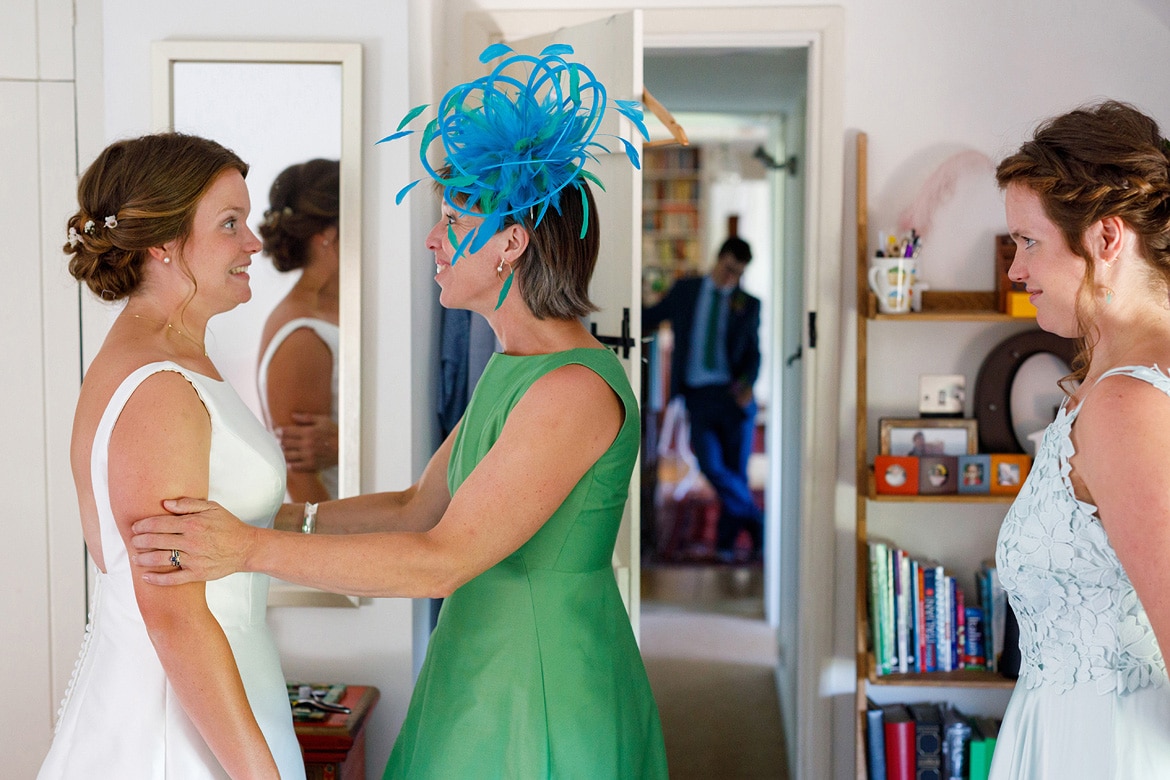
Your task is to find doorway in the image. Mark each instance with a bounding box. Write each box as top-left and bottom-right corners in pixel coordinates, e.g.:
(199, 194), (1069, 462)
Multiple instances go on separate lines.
(637, 47), (807, 779)
(638, 44), (807, 617)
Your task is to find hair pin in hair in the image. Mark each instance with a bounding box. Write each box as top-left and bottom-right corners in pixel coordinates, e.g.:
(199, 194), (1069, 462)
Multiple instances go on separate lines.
(67, 226), (81, 248)
(83, 220), (95, 235)
(378, 42), (649, 264)
(104, 215), (118, 229)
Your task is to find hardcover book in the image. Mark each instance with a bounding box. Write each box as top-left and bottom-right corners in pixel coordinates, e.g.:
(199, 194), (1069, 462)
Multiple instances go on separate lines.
(883, 704), (916, 780)
(908, 702), (943, 780)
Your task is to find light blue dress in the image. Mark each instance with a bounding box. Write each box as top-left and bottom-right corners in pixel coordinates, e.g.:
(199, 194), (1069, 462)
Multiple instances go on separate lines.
(992, 365), (1170, 778)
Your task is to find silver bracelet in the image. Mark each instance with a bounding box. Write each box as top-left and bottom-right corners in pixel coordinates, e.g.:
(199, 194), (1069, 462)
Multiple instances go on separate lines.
(301, 502), (319, 534)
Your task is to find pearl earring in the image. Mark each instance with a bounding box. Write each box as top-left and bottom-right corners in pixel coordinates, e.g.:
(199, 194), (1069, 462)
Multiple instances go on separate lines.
(497, 260), (505, 273)
(163, 257), (171, 264)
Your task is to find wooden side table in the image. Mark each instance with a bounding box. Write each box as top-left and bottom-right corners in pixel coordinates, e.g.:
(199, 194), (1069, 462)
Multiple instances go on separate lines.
(293, 685), (380, 780)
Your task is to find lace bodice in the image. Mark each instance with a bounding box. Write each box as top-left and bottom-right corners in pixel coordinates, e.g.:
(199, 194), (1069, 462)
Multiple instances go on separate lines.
(995, 365), (1168, 695)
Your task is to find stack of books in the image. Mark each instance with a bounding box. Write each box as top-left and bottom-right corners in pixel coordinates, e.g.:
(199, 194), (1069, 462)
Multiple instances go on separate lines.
(868, 542), (1009, 676)
(866, 700), (1000, 780)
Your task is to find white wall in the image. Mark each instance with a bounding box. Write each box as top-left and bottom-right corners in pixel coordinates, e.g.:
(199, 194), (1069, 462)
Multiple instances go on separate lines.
(11, 0), (1170, 777)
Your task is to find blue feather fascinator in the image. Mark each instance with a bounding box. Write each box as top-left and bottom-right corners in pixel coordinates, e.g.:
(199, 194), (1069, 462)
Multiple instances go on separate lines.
(378, 42), (649, 265)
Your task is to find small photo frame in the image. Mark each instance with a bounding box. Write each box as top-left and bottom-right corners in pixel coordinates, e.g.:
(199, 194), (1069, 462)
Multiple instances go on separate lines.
(919, 374), (966, 417)
(874, 455), (919, 495)
(990, 454), (1031, 495)
(879, 418), (978, 457)
(957, 454), (991, 494)
(919, 455), (959, 495)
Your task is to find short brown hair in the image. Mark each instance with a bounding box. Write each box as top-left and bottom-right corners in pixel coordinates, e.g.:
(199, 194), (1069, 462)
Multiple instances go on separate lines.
(259, 158), (340, 272)
(66, 133), (248, 300)
(996, 100), (1170, 382)
(512, 182), (599, 320)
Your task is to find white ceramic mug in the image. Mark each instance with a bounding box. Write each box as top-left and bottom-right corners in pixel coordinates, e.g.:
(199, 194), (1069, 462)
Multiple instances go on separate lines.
(868, 256), (916, 314)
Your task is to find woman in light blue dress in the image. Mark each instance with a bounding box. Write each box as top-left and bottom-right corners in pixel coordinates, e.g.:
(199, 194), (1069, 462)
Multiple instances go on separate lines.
(991, 100), (1170, 778)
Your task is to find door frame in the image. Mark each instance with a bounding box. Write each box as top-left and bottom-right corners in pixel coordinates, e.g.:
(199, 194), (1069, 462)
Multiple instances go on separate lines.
(468, 8), (845, 778)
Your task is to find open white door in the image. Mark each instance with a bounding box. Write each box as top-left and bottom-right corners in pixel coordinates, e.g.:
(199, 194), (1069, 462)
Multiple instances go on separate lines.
(499, 12), (645, 633)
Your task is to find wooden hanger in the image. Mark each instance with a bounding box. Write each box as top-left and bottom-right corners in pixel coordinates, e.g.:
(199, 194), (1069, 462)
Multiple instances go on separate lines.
(642, 88), (689, 148)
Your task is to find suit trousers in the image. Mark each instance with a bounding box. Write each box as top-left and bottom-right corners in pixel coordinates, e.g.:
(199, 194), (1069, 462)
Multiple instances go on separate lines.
(682, 385), (763, 552)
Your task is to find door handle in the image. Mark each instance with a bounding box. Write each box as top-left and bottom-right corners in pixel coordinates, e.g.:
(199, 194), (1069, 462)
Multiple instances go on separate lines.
(591, 307), (636, 359)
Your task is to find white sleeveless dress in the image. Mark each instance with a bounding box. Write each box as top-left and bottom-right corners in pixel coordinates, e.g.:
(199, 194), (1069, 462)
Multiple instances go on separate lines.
(991, 365), (1170, 778)
(39, 362), (306, 779)
(256, 318), (339, 500)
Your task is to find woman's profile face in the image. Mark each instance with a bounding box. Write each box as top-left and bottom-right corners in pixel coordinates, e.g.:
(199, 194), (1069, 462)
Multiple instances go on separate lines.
(170, 169), (262, 316)
(426, 203), (511, 311)
(1004, 182), (1087, 338)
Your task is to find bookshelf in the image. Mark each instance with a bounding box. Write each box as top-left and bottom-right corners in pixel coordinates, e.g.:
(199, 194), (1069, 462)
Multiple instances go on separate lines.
(853, 132), (1016, 779)
(642, 145), (703, 304)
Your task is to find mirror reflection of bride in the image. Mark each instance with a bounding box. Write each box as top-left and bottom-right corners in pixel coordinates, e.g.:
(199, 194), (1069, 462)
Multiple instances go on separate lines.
(256, 159), (340, 502)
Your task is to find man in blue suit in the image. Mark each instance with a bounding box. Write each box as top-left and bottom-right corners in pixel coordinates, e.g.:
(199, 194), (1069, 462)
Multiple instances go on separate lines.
(644, 237), (764, 561)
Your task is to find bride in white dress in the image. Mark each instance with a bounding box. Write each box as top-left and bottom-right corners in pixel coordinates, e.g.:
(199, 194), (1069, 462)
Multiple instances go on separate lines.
(38, 133), (304, 779)
(991, 100), (1170, 778)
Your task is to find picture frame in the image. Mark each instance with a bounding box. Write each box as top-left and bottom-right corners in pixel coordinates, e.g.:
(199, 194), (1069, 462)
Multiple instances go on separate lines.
(918, 455), (959, 495)
(990, 453), (1032, 495)
(874, 455), (919, 495)
(879, 418), (979, 457)
(957, 454), (992, 494)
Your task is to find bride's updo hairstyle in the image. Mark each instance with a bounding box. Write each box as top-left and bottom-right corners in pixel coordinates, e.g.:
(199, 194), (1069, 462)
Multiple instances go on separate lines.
(65, 133), (248, 300)
(996, 100), (1170, 383)
(259, 158), (340, 273)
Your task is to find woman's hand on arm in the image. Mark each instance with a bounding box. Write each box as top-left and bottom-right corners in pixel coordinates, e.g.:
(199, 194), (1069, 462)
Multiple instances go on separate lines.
(135, 365), (623, 599)
(111, 372), (278, 778)
(131, 423), (461, 582)
(1072, 376), (1170, 662)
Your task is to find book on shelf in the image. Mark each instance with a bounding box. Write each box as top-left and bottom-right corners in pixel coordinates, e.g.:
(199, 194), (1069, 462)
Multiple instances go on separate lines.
(940, 705), (972, 780)
(975, 560), (1006, 672)
(967, 716), (1001, 780)
(963, 606), (986, 668)
(882, 704), (916, 780)
(908, 702), (942, 780)
(865, 700), (887, 780)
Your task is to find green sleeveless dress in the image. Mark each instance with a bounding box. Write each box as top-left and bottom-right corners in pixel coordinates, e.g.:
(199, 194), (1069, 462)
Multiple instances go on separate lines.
(384, 347), (668, 779)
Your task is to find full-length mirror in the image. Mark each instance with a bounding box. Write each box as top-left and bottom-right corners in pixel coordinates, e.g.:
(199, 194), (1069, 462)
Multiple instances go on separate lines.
(153, 41), (362, 606)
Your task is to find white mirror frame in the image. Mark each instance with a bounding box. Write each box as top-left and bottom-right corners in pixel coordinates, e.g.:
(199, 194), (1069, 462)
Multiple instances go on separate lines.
(152, 41), (362, 607)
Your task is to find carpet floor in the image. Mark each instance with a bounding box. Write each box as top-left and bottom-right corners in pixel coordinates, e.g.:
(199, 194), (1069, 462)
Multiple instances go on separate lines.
(640, 565), (789, 779)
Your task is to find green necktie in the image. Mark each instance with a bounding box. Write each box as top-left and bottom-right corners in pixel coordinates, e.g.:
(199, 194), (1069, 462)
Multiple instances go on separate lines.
(703, 286), (722, 370)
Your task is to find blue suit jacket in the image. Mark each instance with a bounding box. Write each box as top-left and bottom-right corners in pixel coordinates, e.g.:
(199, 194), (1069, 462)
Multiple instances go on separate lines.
(643, 275), (762, 399)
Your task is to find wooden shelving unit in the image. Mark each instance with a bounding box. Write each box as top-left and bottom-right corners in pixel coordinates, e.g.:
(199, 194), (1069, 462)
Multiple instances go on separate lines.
(642, 146), (703, 303)
(853, 132), (1017, 778)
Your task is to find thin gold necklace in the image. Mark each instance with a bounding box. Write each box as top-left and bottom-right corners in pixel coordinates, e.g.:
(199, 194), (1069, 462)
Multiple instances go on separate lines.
(130, 314), (207, 357)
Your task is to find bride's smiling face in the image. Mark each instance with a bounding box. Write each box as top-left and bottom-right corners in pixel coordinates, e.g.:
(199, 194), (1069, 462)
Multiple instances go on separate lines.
(168, 169), (263, 315)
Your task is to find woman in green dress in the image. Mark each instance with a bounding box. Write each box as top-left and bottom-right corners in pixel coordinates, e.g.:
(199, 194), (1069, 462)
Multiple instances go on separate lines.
(130, 43), (668, 779)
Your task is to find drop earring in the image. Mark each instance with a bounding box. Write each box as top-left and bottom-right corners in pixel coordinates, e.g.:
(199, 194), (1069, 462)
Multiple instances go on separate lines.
(1103, 287), (1115, 304)
(495, 260), (514, 310)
